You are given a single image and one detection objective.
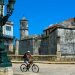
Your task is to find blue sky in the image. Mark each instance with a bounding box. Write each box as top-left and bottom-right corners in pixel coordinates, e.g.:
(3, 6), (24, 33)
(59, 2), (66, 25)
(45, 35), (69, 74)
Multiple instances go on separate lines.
(9, 0), (75, 39)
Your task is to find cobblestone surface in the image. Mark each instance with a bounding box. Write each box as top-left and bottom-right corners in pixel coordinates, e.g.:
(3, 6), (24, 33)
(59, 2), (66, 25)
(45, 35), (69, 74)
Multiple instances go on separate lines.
(13, 63), (75, 75)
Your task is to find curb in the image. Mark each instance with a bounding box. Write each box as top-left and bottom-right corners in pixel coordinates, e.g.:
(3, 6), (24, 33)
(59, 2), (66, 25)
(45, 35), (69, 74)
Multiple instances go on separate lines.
(11, 61), (75, 64)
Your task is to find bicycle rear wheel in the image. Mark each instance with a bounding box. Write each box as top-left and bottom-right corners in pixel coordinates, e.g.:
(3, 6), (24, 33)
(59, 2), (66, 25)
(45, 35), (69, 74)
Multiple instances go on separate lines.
(20, 64), (27, 72)
(32, 64), (39, 73)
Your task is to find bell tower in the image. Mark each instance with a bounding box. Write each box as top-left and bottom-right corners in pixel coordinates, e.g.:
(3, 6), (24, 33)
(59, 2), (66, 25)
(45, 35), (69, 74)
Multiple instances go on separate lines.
(20, 17), (29, 40)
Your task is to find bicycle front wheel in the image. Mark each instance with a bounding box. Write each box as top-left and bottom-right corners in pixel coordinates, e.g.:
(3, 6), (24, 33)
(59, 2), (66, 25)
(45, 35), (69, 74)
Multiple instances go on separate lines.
(32, 64), (39, 73)
(20, 64), (27, 72)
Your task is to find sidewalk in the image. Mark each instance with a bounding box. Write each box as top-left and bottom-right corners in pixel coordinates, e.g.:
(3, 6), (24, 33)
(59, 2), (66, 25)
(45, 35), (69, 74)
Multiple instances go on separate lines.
(11, 61), (75, 64)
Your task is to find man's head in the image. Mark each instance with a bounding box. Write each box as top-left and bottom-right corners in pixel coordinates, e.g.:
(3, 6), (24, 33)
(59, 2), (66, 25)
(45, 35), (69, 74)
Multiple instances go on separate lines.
(27, 51), (30, 54)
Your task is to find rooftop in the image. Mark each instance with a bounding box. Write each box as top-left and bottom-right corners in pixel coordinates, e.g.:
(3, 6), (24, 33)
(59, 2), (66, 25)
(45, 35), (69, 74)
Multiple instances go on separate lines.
(44, 17), (75, 31)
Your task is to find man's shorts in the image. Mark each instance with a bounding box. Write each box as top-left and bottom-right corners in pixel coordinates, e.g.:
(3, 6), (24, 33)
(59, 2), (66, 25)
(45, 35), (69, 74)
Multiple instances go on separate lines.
(24, 60), (29, 64)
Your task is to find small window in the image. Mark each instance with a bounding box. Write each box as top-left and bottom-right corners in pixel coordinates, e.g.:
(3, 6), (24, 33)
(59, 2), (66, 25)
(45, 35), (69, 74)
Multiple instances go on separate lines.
(6, 26), (11, 31)
(71, 22), (75, 26)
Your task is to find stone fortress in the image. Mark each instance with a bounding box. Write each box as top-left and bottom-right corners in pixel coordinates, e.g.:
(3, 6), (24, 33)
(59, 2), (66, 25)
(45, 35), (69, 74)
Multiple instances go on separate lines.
(15, 17), (41, 55)
(15, 17), (75, 60)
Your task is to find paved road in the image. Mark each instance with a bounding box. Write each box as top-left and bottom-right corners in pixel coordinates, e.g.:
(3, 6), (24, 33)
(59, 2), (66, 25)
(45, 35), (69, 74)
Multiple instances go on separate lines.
(13, 63), (75, 75)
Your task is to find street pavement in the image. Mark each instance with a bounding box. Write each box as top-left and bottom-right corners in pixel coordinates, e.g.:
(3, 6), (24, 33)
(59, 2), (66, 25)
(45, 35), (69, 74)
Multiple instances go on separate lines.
(13, 63), (75, 75)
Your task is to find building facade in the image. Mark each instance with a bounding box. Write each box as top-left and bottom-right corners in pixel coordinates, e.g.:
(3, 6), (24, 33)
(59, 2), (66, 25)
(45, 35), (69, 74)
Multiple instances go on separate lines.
(39, 18), (75, 57)
(0, 4), (14, 54)
(3, 21), (14, 53)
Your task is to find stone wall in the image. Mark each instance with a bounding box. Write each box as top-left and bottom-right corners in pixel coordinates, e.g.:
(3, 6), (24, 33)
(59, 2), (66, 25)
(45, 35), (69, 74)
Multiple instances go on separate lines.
(48, 29), (57, 54)
(19, 39), (33, 55)
(57, 28), (75, 56)
(39, 37), (49, 55)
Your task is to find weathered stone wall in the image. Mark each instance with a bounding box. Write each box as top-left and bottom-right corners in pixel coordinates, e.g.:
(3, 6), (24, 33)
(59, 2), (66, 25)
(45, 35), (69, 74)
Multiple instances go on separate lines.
(33, 38), (41, 55)
(48, 29), (57, 55)
(39, 37), (49, 55)
(57, 28), (75, 56)
(19, 37), (41, 55)
(19, 39), (33, 55)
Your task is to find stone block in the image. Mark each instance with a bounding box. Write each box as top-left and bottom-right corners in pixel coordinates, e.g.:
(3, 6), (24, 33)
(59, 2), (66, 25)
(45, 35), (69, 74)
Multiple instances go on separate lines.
(0, 67), (13, 75)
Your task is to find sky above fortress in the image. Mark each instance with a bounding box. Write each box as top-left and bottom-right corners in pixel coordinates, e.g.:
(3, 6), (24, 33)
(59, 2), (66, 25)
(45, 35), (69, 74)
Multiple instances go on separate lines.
(9, 0), (75, 39)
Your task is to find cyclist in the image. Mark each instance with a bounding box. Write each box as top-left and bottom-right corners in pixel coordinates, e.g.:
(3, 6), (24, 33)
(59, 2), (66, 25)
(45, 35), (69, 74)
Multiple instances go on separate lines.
(23, 51), (33, 70)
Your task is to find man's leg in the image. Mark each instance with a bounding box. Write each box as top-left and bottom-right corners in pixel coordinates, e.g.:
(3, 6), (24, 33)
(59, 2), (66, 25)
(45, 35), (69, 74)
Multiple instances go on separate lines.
(25, 61), (30, 71)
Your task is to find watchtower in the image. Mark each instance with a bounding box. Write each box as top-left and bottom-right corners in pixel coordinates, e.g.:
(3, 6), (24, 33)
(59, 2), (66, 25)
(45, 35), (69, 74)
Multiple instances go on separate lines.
(20, 17), (29, 40)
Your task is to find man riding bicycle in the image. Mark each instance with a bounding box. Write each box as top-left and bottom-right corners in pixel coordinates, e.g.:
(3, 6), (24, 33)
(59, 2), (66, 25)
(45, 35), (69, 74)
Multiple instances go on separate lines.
(20, 51), (39, 72)
(23, 51), (33, 70)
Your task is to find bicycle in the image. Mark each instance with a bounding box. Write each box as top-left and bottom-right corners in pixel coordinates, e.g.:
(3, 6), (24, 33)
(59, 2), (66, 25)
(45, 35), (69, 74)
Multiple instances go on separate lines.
(20, 61), (39, 73)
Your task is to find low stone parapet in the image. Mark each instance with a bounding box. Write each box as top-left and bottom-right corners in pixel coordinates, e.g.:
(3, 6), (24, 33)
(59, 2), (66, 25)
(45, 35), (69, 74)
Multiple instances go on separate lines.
(8, 55), (75, 62)
(8, 55), (57, 61)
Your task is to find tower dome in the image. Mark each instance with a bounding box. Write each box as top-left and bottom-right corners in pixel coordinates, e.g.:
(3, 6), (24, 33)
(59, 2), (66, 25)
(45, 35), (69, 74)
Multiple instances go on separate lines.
(21, 17), (26, 20)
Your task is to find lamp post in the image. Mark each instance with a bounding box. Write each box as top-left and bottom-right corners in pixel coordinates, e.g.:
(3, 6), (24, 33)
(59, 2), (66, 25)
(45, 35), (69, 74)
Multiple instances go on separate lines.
(0, 0), (15, 68)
